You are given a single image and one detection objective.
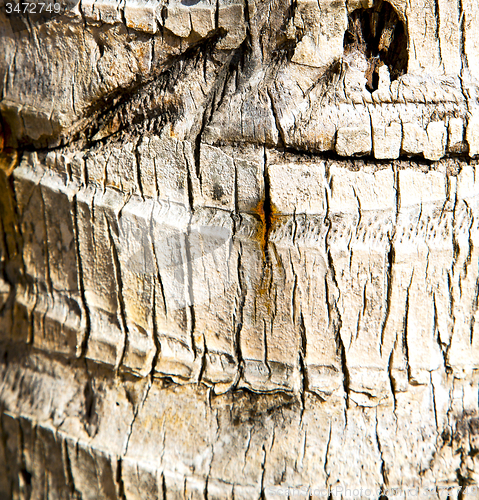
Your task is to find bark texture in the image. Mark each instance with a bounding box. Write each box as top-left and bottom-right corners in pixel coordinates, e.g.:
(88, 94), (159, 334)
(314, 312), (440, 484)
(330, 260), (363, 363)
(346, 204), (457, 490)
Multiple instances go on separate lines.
(1, 0), (479, 498)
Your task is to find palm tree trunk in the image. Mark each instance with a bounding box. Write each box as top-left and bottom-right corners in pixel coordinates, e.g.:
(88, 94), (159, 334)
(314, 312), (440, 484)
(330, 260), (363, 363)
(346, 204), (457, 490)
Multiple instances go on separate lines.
(1, 0), (479, 498)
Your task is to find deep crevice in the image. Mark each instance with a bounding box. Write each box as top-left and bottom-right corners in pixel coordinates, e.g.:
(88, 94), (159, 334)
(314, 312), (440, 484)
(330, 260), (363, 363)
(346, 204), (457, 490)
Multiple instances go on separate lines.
(344, 0), (408, 92)
(106, 218), (129, 370)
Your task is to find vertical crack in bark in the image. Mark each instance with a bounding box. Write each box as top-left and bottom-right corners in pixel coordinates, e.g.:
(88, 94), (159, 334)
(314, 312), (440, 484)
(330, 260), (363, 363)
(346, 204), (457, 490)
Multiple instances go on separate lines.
(267, 87), (286, 147)
(62, 435), (77, 498)
(134, 137), (145, 199)
(204, 392), (217, 500)
(233, 160), (239, 214)
(82, 362), (100, 437)
(194, 107), (208, 187)
(298, 309), (308, 413)
(323, 420), (332, 492)
(380, 165), (399, 358)
(469, 277), (479, 345)
(150, 289), (161, 378)
(403, 273), (414, 382)
(184, 211), (200, 380)
(386, 351), (397, 415)
(80, 151), (89, 186)
(152, 145), (160, 199)
(433, 0), (443, 70)
(214, 0), (219, 31)
(39, 181), (53, 297)
(262, 319), (271, 378)
(149, 204), (164, 376)
(17, 417), (32, 499)
(445, 172), (458, 365)
(161, 472), (167, 500)
(457, 0), (470, 115)
(261, 146), (273, 266)
(375, 408), (388, 490)
(350, 186), (362, 275)
(324, 165), (349, 411)
(242, 427), (252, 476)
(462, 201), (474, 284)
(184, 142), (196, 212)
(380, 245), (395, 357)
(386, 165), (399, 409)
(234, 244), (246, 386)
(243, 0), (251, 34)
(433, 292), (448, 373)
(117, 457), (128, 500)
(259, 443), (267, 500)
(38, 179), (54, 347)
(106, 218), (129, 370)
(261, 147), (274, 380)
(204, 473), (210, 500)
(103, 151), (111, 194)
(123, 379), (152, 456)
(72, 194), (92, 358)
(197, 332), (208, 386)
(291, 233), (307, 403)
(27, 289), (39, 346)
(430, 373), (440, 459)
(334, 308), (350, 411)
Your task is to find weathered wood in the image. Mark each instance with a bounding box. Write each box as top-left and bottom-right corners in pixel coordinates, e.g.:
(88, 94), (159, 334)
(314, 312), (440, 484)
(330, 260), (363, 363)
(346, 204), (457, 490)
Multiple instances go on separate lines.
(2, 0), (479, 498)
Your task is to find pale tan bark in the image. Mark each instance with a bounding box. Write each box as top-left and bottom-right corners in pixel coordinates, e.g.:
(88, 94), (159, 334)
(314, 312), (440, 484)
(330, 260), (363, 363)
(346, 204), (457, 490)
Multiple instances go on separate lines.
(1, 0), (479, 498)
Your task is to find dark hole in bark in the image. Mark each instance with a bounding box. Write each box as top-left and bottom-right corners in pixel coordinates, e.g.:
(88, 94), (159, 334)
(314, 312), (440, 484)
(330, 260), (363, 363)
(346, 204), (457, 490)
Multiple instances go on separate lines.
(343, 0), (408, 92)
(20, 468), (32, 486)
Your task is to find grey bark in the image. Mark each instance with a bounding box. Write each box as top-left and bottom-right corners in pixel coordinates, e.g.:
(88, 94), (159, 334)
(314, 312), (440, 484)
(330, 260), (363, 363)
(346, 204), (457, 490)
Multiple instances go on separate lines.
(1, 0), (479, 498)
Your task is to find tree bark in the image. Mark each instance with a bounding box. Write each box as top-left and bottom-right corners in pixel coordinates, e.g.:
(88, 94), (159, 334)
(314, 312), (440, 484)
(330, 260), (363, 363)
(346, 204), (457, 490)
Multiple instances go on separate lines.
(1, 0), (479, 498)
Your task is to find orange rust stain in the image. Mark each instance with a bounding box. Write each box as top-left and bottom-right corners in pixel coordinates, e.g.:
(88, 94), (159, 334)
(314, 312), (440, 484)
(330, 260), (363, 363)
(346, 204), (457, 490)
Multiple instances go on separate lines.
(0, 149), (18, 176)
(0, 149), (21, 262)
(0, 115), (19, 175)
(249, 195), (282, 302)
(251, 197), (268, 256)
(250, 196), (280, 259)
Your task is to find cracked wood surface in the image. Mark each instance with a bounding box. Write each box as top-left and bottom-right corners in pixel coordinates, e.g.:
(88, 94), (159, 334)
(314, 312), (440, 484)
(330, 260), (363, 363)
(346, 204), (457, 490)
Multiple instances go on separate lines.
(2, 0), (479, 498)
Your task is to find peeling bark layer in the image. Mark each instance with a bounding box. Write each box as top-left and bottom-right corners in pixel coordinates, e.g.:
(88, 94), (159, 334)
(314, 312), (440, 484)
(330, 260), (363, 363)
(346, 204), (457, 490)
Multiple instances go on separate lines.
(2, 0), (479, 497)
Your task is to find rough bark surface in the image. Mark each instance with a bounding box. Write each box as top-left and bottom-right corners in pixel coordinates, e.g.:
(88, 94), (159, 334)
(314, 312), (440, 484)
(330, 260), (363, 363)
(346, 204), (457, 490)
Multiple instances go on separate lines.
(1, 0), (479, 498)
